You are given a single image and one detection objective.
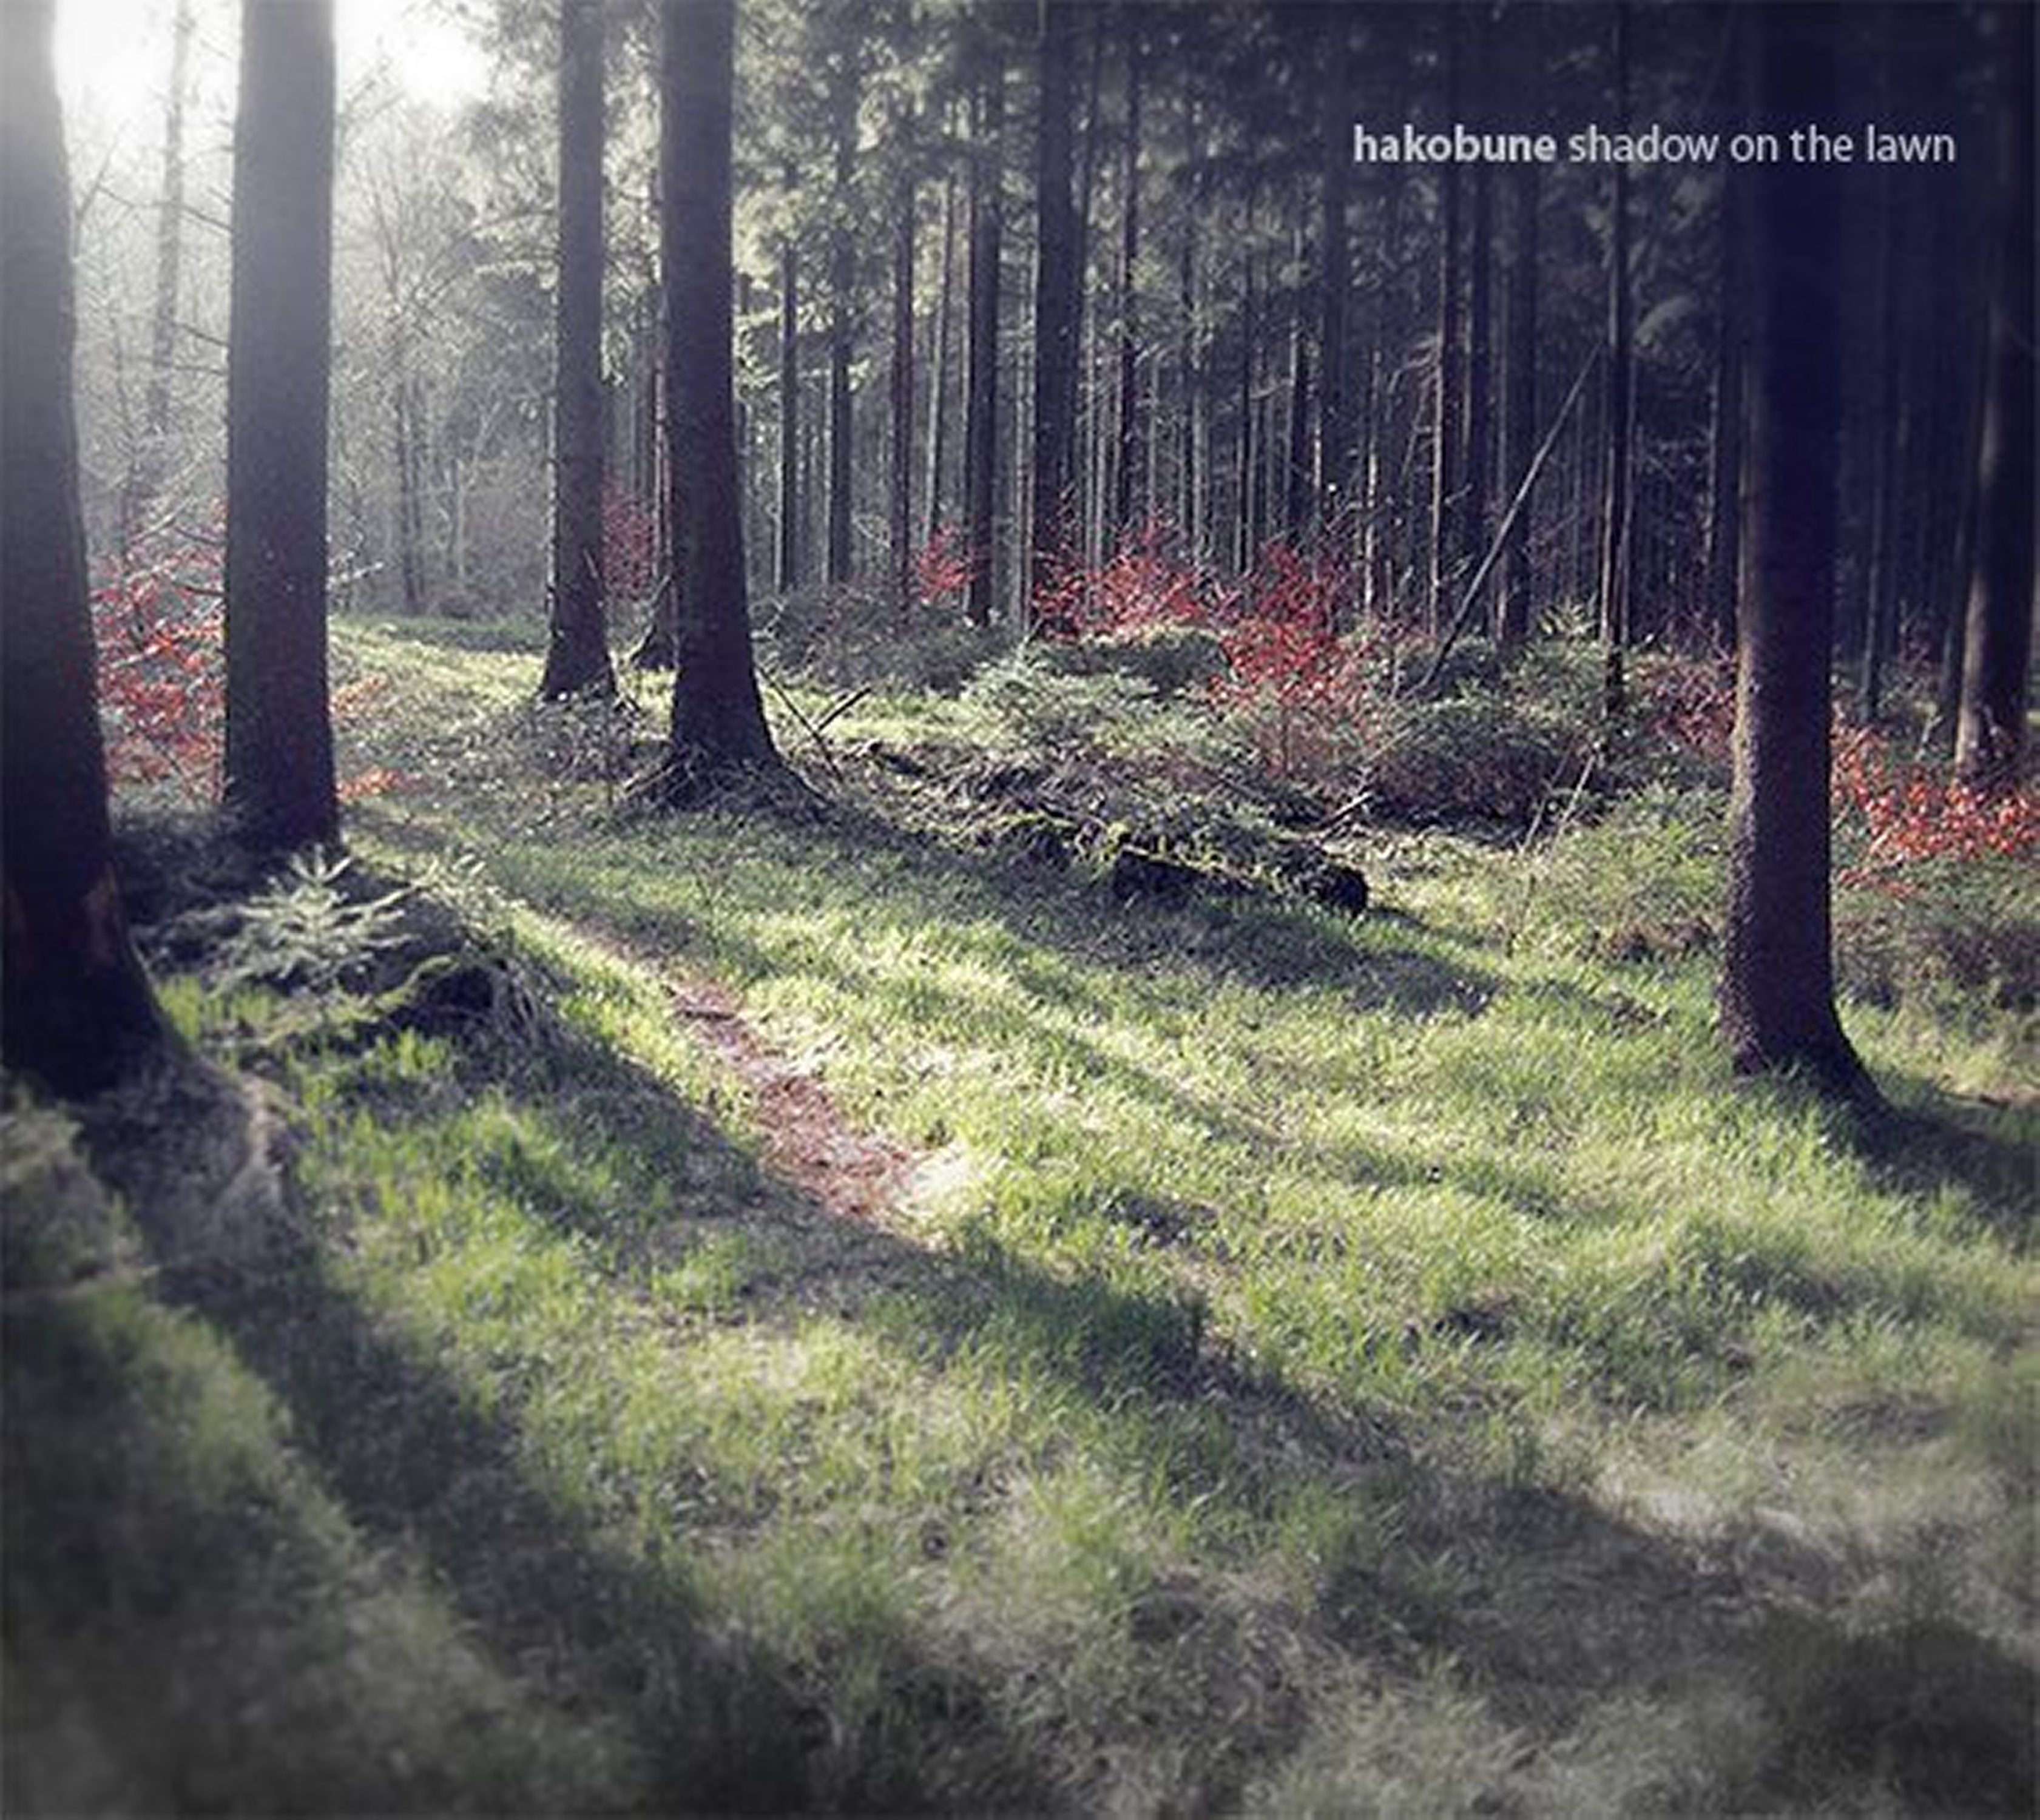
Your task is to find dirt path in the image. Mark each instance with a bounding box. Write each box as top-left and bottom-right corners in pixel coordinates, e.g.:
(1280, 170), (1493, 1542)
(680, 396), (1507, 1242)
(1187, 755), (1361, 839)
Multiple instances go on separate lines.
(663, 971), (917, 1227)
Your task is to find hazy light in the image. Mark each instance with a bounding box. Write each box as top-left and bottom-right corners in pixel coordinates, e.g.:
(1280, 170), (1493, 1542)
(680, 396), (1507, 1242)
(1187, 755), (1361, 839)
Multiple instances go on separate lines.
(55, 0), (491, 133)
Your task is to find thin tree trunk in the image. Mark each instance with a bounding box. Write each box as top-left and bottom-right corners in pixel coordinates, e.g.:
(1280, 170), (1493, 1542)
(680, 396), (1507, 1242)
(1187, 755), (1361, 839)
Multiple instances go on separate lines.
(964, 55), (1004, 625)
(224, 0), (337, 851)
(2, 0), (162, 1094)
(776, 239), (800, 592)
(1110, 11), (1143, 548)
(1317, 10), (1351, 539)
(542, 0), (612, 697)
(1704, 166), (1744, 654)
(888, 110), (916, 615)
(1427, 10), (1463, 630)
(1598, 1), (1633, 717)
(826, 61), (857, 588)
(923, 158), (955, 548)
(1499, 154), (1540, 649)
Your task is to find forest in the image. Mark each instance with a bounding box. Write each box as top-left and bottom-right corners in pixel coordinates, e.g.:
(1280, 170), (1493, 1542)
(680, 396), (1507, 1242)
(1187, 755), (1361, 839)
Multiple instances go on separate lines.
(1, 0), (2035, 1812)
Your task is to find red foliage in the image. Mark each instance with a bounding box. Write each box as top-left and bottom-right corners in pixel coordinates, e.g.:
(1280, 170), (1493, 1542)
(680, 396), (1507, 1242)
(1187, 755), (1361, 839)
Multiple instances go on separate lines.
(914, 523), (979, 610)
(1030, 521), (1221, 638)
(1641, 655), (1737, 764)
(92, 517), (226, 800)
(603, 485), (658, 601)
(92, 514), (414, 807)
(1832, 721), (2039, 886)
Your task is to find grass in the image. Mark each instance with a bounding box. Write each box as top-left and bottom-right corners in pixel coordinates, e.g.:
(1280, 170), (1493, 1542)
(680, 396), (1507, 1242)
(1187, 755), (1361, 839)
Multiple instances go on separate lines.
(4, 612), (2033, 1814)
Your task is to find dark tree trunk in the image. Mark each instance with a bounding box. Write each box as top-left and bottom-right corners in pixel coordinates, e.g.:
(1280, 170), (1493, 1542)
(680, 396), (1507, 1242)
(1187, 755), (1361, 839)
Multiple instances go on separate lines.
(1859, 151), (1902, 721)
(777, 239), (800, 593)
(1110, 12), (1143, 549)
(660, 0), (775, 780)
(1178, 92), (1204, 557)
(225, 0), (337, 851)
(1464, 160), (1493, 603)
(1317, 12), (1351, 538)
(889, 112), (916, 615)
(1283, 217), (1311, 539)
(1704, 166), (1744, 654)
(923, 159), (956, 550)
(541, 0), (612, 698)
(1954, 1), (2035, 790)
(1720, 2), (1862, 1093)
(1428, 10), (1463, 629)
(1499, 155), (1539, 649)
(1, 0), (162, 1096)
(826, 61), (857, 590)
(964, 56), (1004, 626)
(1598, 2), (1633, 718)
(1027, 0), (1079, 622)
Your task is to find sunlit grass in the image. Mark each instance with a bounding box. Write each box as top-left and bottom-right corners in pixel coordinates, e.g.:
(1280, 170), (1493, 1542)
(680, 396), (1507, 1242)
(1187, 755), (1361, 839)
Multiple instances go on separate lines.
(10, 616), (2028, 1812)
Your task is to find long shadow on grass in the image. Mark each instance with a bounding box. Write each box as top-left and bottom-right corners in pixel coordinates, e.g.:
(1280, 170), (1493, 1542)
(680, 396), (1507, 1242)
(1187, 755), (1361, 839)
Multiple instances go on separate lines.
(1857, 1071), (2035, 1241)
(351, 1009), (2040, 1808)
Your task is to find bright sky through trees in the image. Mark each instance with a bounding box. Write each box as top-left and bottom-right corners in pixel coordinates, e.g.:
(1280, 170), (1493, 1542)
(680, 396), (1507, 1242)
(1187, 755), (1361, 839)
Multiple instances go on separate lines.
(56, 0), (490, 124)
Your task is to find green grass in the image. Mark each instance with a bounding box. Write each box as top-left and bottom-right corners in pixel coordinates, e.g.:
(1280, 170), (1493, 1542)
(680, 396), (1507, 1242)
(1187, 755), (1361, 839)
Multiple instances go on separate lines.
(5, 616), (2032, 1814)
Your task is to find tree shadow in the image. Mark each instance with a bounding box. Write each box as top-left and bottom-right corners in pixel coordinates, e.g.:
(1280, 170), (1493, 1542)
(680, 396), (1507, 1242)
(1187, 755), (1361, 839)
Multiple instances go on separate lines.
(1854, 1070), (2035, 1239)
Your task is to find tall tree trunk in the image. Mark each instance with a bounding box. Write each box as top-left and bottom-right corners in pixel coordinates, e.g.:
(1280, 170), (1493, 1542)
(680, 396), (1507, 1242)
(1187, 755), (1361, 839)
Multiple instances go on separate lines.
(826, 61), (857, 589)
(1284, 222), (1312, 540)
(1317, 12), (1351, 539)
(1027, 0), (1079, 623)
(1859, 155), (1902, 720)
(541, 0), (612, 698)
(1427, 10), (1463, 630)
(1704, 166), (1744, 654)
(1720, 1), (1862, 1092)
(225, 0), (337, 851)
(1110, 12), (1143, 549)
(776, 240), (800, 593)
(1499, 155), (1540, 649)
(1464, 161), (1493, 606)
(922, 159), (956, 550)
(1178, 92), (1203, 558)
(1598, 2), (1633, 717)
(964, 55), (1004, 625)
(660, 0), (775, 781)
(2, 0), (162, 1095)
(1954, 1), (2035, 790)
(888, 111), (916, 616)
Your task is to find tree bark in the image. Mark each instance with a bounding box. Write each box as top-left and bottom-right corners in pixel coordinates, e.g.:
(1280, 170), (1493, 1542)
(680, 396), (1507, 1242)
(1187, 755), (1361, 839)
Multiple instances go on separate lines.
(1720, 1), (1862, 1092)
(964, 54), (1004, 625)
(922, 158), (956, 551)
(1027, 0), (1079, 623)
(2, 0), (163, 1095)
(1317, 11), (1351, 541)
(225, 0), (338, 851)
(541, 0), (613, 698)
(1598, 2), (1633, 718)
(1703, 166), (1744, 655)
(1954, 1), (2035, 790)
(1428, 10), (1463, 630)
(826, 59), (858, 589)
(1110, 12), (1143, 550)
(660, 0), (775, 780)
(776, 239), (800, 593)
(888, 110), (916, 616)
(1499, 152), (1539, 649)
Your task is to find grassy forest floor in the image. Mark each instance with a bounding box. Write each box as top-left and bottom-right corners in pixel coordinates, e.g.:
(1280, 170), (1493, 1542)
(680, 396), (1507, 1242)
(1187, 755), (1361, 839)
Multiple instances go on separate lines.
(6, 613), (2035, 1815)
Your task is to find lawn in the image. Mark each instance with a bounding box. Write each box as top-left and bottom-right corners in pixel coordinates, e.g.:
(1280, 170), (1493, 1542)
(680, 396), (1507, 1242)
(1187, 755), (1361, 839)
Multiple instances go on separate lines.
(5, 614), (2033, 1815)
